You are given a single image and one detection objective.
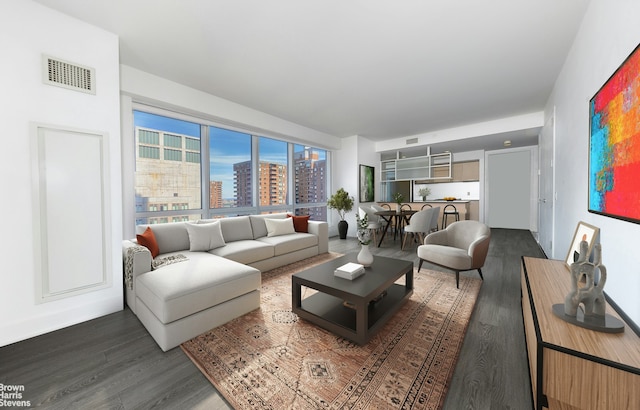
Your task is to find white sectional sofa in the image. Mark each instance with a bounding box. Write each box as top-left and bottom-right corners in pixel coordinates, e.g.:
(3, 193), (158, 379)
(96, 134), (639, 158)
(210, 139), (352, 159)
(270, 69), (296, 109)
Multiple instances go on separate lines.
(122, 213), (328, 351)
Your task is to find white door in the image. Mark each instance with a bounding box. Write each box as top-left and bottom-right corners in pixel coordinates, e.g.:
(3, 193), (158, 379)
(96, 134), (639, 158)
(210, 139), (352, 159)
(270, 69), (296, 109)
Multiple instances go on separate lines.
(538, 112), (555, 257)
(486, 148), (533, 229)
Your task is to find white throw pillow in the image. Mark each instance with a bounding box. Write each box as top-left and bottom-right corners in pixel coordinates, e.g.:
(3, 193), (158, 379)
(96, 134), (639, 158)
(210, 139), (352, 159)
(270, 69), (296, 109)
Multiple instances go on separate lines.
(264, 217), (295, 237)
(186, 221), (226, 251)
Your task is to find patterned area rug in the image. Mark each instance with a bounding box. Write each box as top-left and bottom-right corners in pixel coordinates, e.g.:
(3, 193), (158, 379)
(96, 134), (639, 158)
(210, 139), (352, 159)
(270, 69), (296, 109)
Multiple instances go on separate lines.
(181, 253), (482, 409)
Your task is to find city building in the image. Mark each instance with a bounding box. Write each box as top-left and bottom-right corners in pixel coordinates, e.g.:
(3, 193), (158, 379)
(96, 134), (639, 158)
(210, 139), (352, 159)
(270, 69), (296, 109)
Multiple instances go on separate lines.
(209, 180), (223, 208)
(134, 126), (201, 223)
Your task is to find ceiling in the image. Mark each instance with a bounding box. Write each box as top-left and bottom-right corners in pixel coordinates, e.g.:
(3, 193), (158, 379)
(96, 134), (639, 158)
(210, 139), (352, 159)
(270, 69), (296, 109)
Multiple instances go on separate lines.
(35, 0), (589, 150)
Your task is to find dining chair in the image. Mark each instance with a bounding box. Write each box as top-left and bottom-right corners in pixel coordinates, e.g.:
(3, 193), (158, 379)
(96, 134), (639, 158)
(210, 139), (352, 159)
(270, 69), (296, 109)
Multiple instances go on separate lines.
(402, 207), (438, 250)
(358, 206), (382, 245)
(429, 206), (441, 232)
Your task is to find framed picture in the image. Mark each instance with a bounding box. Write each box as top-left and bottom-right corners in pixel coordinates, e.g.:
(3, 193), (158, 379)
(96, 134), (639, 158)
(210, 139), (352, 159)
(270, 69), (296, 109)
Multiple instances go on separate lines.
(589, 41), (640, 224)
(565, 221), (600, 268)
(359, 165), (375, 202)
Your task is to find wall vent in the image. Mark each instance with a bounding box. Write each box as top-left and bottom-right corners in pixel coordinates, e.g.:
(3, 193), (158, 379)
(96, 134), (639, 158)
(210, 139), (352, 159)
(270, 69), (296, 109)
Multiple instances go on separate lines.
(43, 55), (95, 95)
(406, 137), (419, 145)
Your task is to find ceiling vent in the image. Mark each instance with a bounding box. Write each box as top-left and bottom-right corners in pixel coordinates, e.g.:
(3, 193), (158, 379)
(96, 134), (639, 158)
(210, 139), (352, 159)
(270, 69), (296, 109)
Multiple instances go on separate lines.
(43, 55), (95, 95)
(406, 137), (419, 145)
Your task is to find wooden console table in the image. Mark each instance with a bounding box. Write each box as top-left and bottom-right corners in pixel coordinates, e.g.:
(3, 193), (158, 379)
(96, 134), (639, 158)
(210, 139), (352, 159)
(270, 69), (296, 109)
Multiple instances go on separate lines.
(521, 257), (640, 409)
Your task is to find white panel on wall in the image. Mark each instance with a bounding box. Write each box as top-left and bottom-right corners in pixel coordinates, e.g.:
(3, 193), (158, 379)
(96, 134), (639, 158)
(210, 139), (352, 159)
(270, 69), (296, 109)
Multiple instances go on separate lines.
(32, 125), (111, 302)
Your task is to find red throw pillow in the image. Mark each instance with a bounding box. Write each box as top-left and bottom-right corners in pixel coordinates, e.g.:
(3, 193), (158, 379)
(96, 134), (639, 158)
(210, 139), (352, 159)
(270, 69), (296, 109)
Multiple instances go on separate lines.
(287, 214), (310, 233)
(136, 226), (160, 258)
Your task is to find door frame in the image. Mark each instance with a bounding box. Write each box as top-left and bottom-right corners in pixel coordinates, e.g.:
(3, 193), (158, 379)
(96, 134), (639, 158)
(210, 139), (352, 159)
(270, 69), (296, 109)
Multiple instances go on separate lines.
(538, 108), (556, 257)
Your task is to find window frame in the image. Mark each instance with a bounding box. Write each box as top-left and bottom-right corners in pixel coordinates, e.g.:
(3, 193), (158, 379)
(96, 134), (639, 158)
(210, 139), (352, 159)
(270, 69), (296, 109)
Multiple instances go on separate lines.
(132, 104), (330, 225)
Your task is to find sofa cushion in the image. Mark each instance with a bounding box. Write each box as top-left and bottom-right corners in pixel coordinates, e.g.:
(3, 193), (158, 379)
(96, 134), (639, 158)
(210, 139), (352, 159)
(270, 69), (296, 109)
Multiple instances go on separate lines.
(209, 240), (274, 264)
(249, 213), (288, 239)
(136, 252), (260, 324)
(137, 222), (189, 254)
(417, 244), (472, 271)
(136, 226), (159, 258)
(287, 214), (310, 233)
(185, 221), (225, 251)
(265, 217), (295, 237)
(218, 216), (254, 242)
(257, 232), (318, 256)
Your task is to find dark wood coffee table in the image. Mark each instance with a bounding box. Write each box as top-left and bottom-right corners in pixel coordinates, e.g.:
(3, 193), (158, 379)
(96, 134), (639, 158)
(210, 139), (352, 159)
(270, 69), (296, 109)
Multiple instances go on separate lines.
(291, 253), (413, 345)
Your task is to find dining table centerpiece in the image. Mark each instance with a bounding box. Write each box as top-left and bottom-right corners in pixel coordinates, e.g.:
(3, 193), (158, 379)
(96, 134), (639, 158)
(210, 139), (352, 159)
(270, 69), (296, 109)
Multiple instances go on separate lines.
(392, 192), (404, 213)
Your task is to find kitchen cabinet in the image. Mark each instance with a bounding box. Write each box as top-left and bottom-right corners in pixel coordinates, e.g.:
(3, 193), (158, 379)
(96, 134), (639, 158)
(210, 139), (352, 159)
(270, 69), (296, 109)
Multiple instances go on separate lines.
(381, 153), (451, 182)
(452, 161), (479, 181)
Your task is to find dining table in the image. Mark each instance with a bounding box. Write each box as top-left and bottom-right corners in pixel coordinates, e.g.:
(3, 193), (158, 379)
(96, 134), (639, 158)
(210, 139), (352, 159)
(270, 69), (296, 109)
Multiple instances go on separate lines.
(374, 209), (417, 247)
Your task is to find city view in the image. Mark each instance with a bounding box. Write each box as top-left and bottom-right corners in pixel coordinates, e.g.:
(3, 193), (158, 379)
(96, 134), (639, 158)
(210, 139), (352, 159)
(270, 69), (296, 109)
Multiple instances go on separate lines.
(133, 111), (327, 224)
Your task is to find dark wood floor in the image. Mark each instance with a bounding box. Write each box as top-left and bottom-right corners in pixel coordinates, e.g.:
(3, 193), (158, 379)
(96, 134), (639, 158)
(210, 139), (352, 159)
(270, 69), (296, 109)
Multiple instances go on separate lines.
(0, 229), (544, 409)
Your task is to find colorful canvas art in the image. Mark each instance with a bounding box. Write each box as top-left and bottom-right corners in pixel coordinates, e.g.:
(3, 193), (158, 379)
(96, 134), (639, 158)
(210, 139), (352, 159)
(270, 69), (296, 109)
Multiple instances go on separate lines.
(589, 43), (640, 223)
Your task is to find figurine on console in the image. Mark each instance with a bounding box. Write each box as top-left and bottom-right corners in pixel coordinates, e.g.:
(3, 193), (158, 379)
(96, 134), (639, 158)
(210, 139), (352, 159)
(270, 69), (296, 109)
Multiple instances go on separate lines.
(564, 240), (606, 318)
(552, 240), (624, 333)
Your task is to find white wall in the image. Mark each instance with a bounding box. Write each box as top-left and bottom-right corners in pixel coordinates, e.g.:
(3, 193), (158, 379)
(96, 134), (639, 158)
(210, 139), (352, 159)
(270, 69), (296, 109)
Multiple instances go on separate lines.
(330, 135), (378, 238)
(120, 66), (342, 151)
(545, 1), (640, 324)
(0, 0), (123, 346)
(375, 112), (543, 153)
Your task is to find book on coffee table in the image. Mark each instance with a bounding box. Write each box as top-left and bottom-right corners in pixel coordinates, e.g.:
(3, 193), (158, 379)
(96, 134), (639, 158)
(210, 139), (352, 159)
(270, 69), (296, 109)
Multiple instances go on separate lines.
(334, 262), (364, 280)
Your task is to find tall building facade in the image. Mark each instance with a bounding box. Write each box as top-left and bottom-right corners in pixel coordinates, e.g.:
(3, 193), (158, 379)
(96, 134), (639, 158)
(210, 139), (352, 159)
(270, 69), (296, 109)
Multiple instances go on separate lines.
(209, 181), (223, 208)
(234, 160), (288, 207)
(135, 127), (201, 224)
(259, 162), (288, 206)
(294, 147), (327, 220)
(233, 161), (253, 207)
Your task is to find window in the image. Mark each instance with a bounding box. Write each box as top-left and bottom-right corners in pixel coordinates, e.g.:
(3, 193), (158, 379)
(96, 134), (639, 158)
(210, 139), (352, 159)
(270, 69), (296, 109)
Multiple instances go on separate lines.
(258, 137), (288, 207)
(164, 134), (182, 148)
(139, 145), (159, 159)
(210, 126), (252, 209)
(185, 152), (200, 163)
(139, 129), (159, 145)
(133, 107), (329, 226)
(134, 111), (201, 224)
(164, 148), (182, 161)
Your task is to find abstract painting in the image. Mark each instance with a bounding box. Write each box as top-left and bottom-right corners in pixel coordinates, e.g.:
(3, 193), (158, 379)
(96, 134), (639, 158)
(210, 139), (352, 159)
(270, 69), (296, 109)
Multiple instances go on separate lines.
(359, 165), (375, 202)
(589, 42), (640, 224)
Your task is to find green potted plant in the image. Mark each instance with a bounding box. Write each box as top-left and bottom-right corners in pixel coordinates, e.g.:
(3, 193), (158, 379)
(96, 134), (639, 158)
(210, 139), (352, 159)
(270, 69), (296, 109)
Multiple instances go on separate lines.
(418, 187), (431, 201)
(327, 188), (354, 239)
(392, 192), (404, 213)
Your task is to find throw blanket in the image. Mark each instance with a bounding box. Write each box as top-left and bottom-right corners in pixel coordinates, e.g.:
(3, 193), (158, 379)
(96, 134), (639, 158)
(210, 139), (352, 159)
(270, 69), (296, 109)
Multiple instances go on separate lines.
(152, 254), (188, 270)
(124, 245), (188, 290)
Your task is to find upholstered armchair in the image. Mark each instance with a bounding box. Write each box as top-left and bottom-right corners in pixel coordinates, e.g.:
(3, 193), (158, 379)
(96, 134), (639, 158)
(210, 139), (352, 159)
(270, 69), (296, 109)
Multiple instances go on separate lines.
(417, 220), (491, 288)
